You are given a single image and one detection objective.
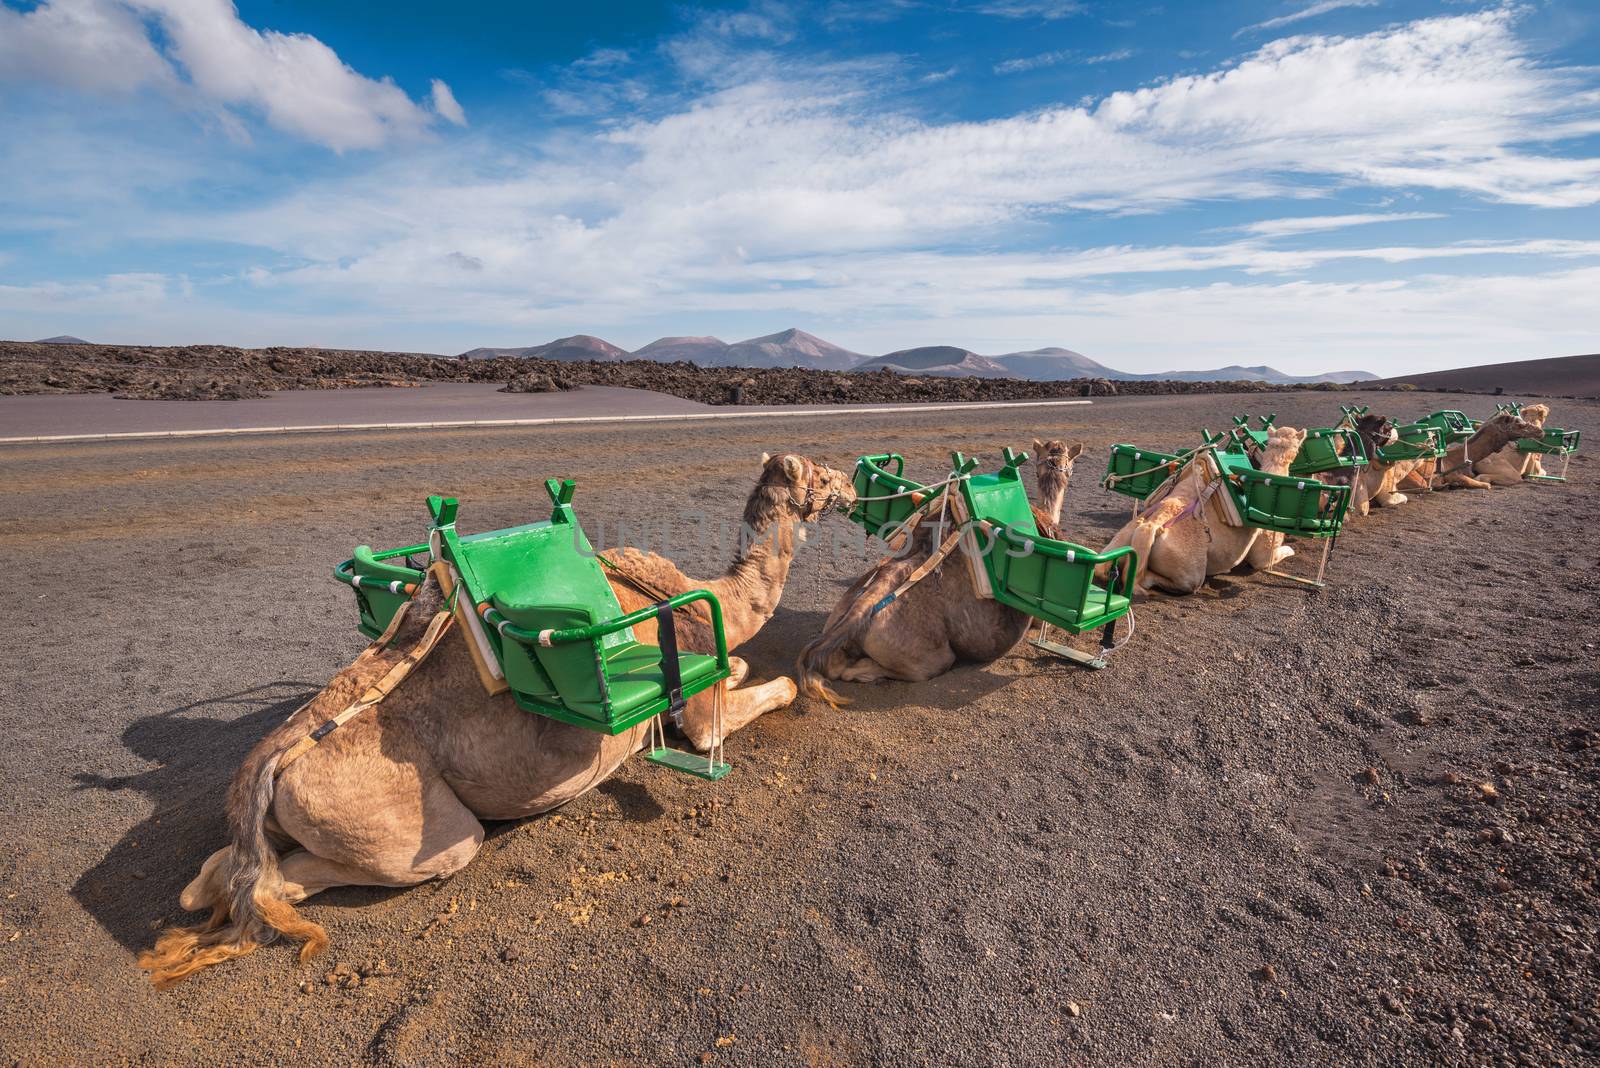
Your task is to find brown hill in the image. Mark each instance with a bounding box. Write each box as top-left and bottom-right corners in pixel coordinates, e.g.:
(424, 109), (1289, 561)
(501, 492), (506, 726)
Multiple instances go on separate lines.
(1375, 352), (1600, 399)
(458, 335), (627, 361)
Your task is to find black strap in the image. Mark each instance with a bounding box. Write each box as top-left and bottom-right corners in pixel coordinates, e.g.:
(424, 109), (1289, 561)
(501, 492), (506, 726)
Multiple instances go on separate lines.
(655, 600), (685, 719)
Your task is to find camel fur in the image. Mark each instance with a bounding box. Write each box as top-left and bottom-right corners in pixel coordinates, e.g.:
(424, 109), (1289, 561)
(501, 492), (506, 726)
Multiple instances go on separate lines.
(1099, 426), (1306, 595)
(141, 453), (854, 988)
(796, 439), (1080, 706)
(1464, 404), (1549, 485)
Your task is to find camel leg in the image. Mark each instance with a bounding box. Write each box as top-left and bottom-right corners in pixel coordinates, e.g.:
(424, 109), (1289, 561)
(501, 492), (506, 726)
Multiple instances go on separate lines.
(838, 656), (895, 683)
(726, 656), (750, 687)
(678, 676), (798, 751)
(860, 626), (957, 682)
(179, 846), (231, 911)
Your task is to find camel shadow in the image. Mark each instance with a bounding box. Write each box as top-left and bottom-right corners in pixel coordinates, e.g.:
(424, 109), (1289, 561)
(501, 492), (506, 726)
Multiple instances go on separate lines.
(70, 682), (318, 954)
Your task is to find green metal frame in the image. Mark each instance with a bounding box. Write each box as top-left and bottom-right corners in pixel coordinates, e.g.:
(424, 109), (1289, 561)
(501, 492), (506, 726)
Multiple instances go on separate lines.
(1418, 409), (1476, 448)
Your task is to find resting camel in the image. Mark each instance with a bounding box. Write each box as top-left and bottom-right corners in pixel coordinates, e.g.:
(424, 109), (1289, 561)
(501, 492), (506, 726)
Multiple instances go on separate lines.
(1325, 411), (1415, 517)
(1452, 405), (1549, 486)
(1100, 425), (1307, 595)
(140, 453), (855, 988)
(797, 439), (1080, 707)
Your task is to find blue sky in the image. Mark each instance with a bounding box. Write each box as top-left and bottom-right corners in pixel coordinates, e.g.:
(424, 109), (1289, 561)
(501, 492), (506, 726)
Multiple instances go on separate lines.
(1, 0), (1597, 374)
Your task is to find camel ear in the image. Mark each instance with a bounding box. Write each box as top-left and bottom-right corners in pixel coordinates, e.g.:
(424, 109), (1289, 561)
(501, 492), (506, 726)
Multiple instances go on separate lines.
(1067, 442), (1083, 460)
(781, 454), (804, 482)
(1032, 438), (1045, 454)
(760, 452), (771, 466)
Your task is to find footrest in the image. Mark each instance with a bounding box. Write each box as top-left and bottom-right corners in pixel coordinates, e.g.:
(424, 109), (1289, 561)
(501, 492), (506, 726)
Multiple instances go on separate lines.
(1525, 474), (1567, 484)
(646, 747), (731, 781)
(1030, 636), (1108, 670)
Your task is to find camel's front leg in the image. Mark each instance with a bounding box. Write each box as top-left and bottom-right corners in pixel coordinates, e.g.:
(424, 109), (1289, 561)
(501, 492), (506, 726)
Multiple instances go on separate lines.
(1246, 532), (1293, 570)
(678, 676), (798, 751)
(1375, 490), (1409, 507)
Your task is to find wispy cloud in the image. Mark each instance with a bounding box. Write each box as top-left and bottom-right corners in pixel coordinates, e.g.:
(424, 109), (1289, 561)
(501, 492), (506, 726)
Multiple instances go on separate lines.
(1237, 212), (1445, 237)
(1085, 48), (1136, 63)
(1237, 0), (1379, 38)
(995, 49), (1074, 74)
(973, 1), (1086, 19)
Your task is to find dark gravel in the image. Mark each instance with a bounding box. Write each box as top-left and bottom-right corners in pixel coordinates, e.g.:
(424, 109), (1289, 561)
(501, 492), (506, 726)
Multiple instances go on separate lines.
(0, 389), (1593, 1066)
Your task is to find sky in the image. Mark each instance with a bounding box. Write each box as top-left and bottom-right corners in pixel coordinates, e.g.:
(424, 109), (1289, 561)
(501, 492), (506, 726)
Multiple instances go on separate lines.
(1, 0), (1597, 375)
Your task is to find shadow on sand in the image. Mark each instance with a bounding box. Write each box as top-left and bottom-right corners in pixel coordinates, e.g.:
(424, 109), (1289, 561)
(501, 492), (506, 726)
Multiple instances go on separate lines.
(70, 682), (317, 954)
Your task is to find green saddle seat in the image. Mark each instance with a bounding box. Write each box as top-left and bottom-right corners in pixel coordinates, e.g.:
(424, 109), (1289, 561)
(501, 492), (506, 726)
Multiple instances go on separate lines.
(953, 449), (1137, 636)
(1289, 428), (1367, 477)
(427, 484), (732, 737)
(1102, 444), (1186, 500)
(336, 542), (428, 638)
(850, 453), (938, 537)
(1517, 427), (1580, 454)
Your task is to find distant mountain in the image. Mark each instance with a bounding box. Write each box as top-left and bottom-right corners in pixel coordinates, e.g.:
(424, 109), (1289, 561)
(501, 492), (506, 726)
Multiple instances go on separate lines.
(721, 328), (863, 371)
(1135, 364), (1378, 385)
(854, 346), (1014, 378)
(451, 327), (1376, 383)
(632, 336), (730, 363)
(35, 335), (90, 344)
(992, 347), (1118, 380)
(458, 334), (627, 361)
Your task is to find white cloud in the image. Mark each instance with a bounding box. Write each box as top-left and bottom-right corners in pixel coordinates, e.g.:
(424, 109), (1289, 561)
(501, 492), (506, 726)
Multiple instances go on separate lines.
(0, 0), (455, 151)
(1237, 0), (1379, 37)
(974, 1), (1086, 20)
(1238, 212), (1445, 236)
(995, 49), (1073, 74)
(0, 0), (172, 93)
(430, 80), (467, 126)
(1084, 48), (1136, 64)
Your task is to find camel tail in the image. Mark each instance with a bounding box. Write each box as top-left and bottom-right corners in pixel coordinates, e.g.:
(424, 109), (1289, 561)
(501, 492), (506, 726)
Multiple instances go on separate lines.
(797, 582), (888, 710)
(139, 747), (328, 989)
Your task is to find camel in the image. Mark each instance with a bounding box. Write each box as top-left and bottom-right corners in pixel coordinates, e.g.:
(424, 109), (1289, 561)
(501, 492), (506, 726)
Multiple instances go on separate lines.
(1459, 404), (1549, 486)
(796, 439), (1080, 706)
(140, 453), (855, 988)
(1099, 425), (1307, 595)
(1320, 411), (1416, 517)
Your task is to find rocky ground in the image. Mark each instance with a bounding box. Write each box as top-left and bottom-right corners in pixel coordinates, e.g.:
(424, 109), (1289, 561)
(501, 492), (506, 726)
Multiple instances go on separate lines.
(1, 340), (1341, 404)
(0, 389), (1593, 1066)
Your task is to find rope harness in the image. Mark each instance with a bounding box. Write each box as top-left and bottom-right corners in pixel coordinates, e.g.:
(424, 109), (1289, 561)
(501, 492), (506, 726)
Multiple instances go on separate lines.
(275, 606), (455, 776)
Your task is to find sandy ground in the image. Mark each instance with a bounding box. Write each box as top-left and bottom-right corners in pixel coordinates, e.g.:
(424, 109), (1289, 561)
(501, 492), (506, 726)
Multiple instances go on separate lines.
(0, 390), (1594, 1066)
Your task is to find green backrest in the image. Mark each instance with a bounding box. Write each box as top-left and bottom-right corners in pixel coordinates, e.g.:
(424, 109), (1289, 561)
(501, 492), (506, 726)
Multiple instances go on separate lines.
(1103, 444), (1184, 499)
(955, 448), (1038, 537)
(1379, 423), (1445, 462)
(1289, 428), (1367, 476)
(490, 601), (609, 714)
(1421, 410), (1475, 444)
(851, 454), (935, 536)
(430, 486), (631, 708)
(349, 544), (424, 637)
(1517, 427), (1580, 454)
(1224, 469), (1351, 537)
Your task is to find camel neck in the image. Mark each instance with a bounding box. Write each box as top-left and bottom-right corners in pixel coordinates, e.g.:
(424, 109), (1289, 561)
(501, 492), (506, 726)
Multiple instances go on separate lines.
(706, 512), (799, 649)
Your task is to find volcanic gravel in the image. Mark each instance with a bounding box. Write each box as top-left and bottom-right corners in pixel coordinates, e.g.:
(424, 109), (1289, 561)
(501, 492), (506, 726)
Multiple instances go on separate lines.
(2, 340), (1338, 405)
(0, 389), (1594, 1066)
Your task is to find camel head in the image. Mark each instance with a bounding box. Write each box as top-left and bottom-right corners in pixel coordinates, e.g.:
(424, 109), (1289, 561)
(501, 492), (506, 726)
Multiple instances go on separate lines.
(1261, 425), (1307, 475)
(1352, 412), (1400, 457)
(1520, 403), (1550, 428)
(1475, 409), (1543, 448)
(754, 452), (857, 525)
(1032, 438), (1083, 489)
